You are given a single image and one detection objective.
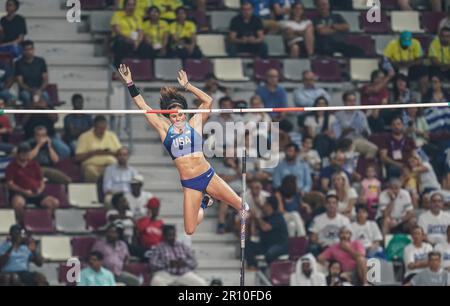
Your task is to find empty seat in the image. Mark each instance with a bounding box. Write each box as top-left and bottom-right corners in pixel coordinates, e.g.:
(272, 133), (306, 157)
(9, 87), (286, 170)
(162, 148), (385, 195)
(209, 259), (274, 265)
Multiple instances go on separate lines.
(421, 12), (447, 34)
(45, 84), (62, 107)
(90, 11), (114, 33)
(379, 259), (400, 285)
(188, 10), (209, 32)
(154, 59), (183, 81)
(288, 237), (309, 261)
(29, 262), (59, 286)
(24, 209), (55, 234)
(210, 11), (235, 32)
(122, 58), (154, 81)
(283, 59), (311, 82)
(415, 34), (433, 53)
(71, 236), (97, 260)
(350, 58), (379, 82)
(253, 59), (282, 82)
(41, 236), (72, 261)
(55, 209), (88, 233)
(44, 184), (70, 208)
(68, 183), (102, 208)
(124, 263), (151, 286)
(391, 11), (424, 33)
(346, 35), (375, 57)
(265, 35), (286, 57)
(184, 59), (213, 82)
(197, 34), (227, 57)
(374, 35), (396, 55)
(360, 11), (390, 34)
(337, 11), (361, 32)
(312, 58), (343, 82)
(0, 210), (15, 234)
(85, 208), (108, 231)
(54, 158), (82, 183)
(270, 261), (293, 286)
(80, 0), (105, 10)
(213, 59), (249, 81)
(224, 0), (240, 9)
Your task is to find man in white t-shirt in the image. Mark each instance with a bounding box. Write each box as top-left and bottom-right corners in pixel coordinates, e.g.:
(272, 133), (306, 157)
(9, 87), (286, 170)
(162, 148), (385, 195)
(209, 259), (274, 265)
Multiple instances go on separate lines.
(125, 175), (155, 218)
(418, 192), (450, 245)
(434, 225), (450, 272)
(350, 204), (383, 258)
(309, 194), (350, 254)
(378, 178), (415, 235)
(403, 226), (434, 283)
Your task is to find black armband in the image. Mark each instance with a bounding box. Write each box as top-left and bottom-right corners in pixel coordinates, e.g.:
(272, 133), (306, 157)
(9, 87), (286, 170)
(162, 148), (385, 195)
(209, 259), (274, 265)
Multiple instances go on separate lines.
(128, 84), (140, 98)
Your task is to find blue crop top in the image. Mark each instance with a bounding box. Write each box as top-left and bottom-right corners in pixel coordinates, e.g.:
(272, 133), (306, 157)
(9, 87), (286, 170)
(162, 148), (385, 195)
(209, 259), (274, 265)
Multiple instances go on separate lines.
(163, 123), (203, 160)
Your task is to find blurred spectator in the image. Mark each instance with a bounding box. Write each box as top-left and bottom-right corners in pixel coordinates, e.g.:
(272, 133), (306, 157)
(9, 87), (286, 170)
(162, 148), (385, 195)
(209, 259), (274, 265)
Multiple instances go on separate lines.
(429, 27), (450, 80)
(327, 171), (357, 218)
(103, 147), (138, 203)
(92, 224), (140, 286)
(407, 252), (450, 286)
(350, 205), (383, 258)
(423, 74), (450, 103)
(280, 2), (314, 58)
(5, 143), (60, 223)
(203, 74), (228, 110)
(141, 6), (169, 58)
(14, 40), (49, 107)
(246, 0), (279, 32)
(380, 116), (416, 178)
(407, 153), (440, 199)
(313, 0), (364, 57)
(63, 94), (93, 154)
(0, 225), (47, 286)
(244, 95), (272, 126)
(361, 69), (394, 106)
(402, 108), (430, 155)
(75, 116), (122, 183)
(107, 193), (135, 245)
(26, 125), (71, 184)
(317, 226), (368, 285)
(0, 61), (15, 104)
(169, 7), (202, 59)
(299, 136), (321, 173)
(398, 0), (442, 11)
(0, 98), (14, 155)
(272, 0), (296, 21)
(149, 225), (206, 286)
(245, 179), (270, 239)
(79, 251), (116, 286)
(434, 225), (450, 271)
(294, 71), (331, 108)
(116, 0), (150, 18)
(392, 74), (415, 104)
(438, 7), (450, 31)
(325, 260), (351, 286)
(152, 0), (183, 21)
(378, 178), (415, 235)
(418, 192), (450, 245)
(403, 226), (433, 283)
(246, 196), (289, 269)
(319, 151), (351, 193)
(359, 165), (381, 214)
(136, 198), (164, 250)
(0, 0), (26, 58)
(125, 174), (155, 218)
(289, 253), (326, 286)
(333, 91), (378, 159)
(227, 2), (268, 58)
(255, 69), (287, 120)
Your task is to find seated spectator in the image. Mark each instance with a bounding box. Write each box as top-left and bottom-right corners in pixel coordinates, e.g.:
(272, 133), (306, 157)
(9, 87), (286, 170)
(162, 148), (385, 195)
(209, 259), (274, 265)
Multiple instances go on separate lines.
(79, 251), (116, 286)
(392, 74), (416, 104)
(309, 194), (351, 255)
(350, 205), (383, 258)
(361, 69), (394, 106)
(116, 0), (150, 18)
(407, 251), (450, 286)
(107, 193), (135, 245)
(245, 196), (289, 269)
(402, 108), (430, 156)
(325, 260), (351, 286)
(63, 94), (93, 154)
(313, 0), (364, 57)
(0, 225), (47, 286)
(378, 178), (416, 235)
(5, 143), (60, 223)
(299, 136), (321, 173)
(398, 0), (442, 11)
(103, 147), (138, 204)
(280, 2), (314, 58)
(245, 179), (270, 239)
(319, 151), (351, 193)
(244, 95), (272, 127)
(125, 174), (155, 218)
(422, 74), (450, 103)
(92, 224), (140, 286)
(0, 0), (26, 58)
(429, 27), (450, 81)
(203, 74), (229, 110)
(418, 192), (450, 245)
(75, 116), (122, 183)
(149, 225), (206, 286)
(403, 225), (434, 284)
(333, 91), (378, 159)
(14, 40), (49, 107)
(318, 226), (368, 285)
(26, 125), (71, 184)
(380, 116), (416, 178)
(0, 60), (15, 105)
(152, 0), (182, 21)
(434, 225), (450, 271)
(293, 71), (331, 108)
(136, 198), (164, 251)
(438, 7), (450, 31)
(168, 7), (202, 59)
(141, 6), (169, 58)
(255, 69), (287, 120)
(359, 165), (381, 216)
(227, 1), (268, 58)
(327, 171), (357, 218)
(272, 0), (296, 21)
(407, 153), (441, 200)
(290, 253), (326, 286)
(0, 98), (14, 155)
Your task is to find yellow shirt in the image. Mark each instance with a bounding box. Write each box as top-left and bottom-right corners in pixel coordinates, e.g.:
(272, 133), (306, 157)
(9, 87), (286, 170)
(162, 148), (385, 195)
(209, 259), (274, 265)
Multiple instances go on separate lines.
(117, 0), (150, 18)
(383, 38), (423, 62)
(110, 11), (143, 38)
(76, 129), (122, 167)
(152, 0), (182, 21)
(142, 20), (169, 45)
(428, 37), (450, 65)
(169, 21), (197, 40)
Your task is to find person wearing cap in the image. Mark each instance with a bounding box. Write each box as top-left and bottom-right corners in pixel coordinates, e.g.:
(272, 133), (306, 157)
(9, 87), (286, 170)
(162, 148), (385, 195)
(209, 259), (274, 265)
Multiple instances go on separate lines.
(136, 197), (165, 250)
(125, 174), (155, 218)
(5, 142), (60, 223)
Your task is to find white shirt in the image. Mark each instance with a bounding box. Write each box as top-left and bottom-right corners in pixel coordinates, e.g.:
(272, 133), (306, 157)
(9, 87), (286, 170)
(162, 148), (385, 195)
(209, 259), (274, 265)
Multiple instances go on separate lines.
(304, 115), (336, 136)
(378, 189), (414, 220)
(106, 209), (134, 244)
(350, 221), (383, 248)
(300, 149), (321, 171)
(434, 241), (450, 269)
(418, 162), (441, 193)
(309, 213), (350, 247)
(102, 165), (138, 194)
(403, 242), (434, 277)
(125, 191), (154, 218)
(245, 189), (271, 218)
(418, 210), (450, 245)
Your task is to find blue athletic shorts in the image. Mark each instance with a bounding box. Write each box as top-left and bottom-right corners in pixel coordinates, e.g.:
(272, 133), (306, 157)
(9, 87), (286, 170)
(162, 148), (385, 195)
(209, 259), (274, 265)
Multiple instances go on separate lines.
(180, 167), (215, 192)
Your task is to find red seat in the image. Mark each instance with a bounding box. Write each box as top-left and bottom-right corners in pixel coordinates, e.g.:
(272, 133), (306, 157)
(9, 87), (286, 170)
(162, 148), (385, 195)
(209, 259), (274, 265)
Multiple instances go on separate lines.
(58, 262), (86, 285)
(123, 263), (151, 286)
(270, 261), (293, 286)
(71, 236), (97, 261)
(206, 0), (224, 9)
(184, 59), (213, 82)
(188, 10), (210, 32)
(122, 58), (154, 81)
(311, 58), (343, 82)
(421, 12), (447, 34)
(79, 0), (105, 10)
(46, 84), (63, 107)
(288, 237), (309, 261)
(44, 184), (70, 208)
(253, 59), (282, 82)
(9, 129), (25, 145)
(85, 208), (107, 231)
(415, 34), (433, 54)
(360, 11), (390, 34)
(24, 209), (55, 233)
(381, 0), (399, 9)
(0, 183), (9, 208)
(54, 158), (82, 183)
(345, 35), (375, 57)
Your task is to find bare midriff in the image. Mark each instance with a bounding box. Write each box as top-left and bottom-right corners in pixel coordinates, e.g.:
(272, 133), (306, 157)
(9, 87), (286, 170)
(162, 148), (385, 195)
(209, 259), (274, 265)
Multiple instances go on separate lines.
(174, 152), (211, 180)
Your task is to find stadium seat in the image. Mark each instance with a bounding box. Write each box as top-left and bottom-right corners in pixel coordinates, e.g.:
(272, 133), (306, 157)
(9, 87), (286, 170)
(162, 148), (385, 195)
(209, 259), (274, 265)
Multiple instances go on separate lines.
(374, 35), (396, 55)
(184, 59), (213, 82)
(90, 11), (114, 33)
(265, 35), (286, 57)
(0, 184), (9, 208)
(71, 236), (97, 260)
(391, 11), (424, 33)
(154, 59), (183, 81)
(85, 208), (108, 231)
(224, 0), (240, 9)
(24, 209), (55, 234)
(379, 259), (400, 285)
(54, 158), (82, 183)
(350, 58), (379, 82)
(55, 209), (88, 234)
(206, 0), (225, 9)
(345, 35), (376, 57)
(210, 11), (235, 32)
(312, 58), (343, 82)
(415, 34), (433, 53)
(80, 0), (105, 10)
(421, 12), (447, 34)
(213, 59), (249, 81)
(188, 10), (209, 32)
(0, 210), (15, 234)
(122, 58), (154, 81)
(360, 11), (390, 33)
(8, 129), (25, 145)
(41, 236), (72, 261)
(68, 183), (103, 208)
(282, 59), (311, 82)
(337, 11), (361, 32)
(288, 237), (309, 261)
(270, 261), (293, 286)
(124, 263), (151, 286)
(58, 262), (79, 285)
(44, 184), (70, 208)
(45, 84), (63, 107)
(353, 0), (398, 9)
(197, 34), (227, 57)
(253, 59), (282, 82)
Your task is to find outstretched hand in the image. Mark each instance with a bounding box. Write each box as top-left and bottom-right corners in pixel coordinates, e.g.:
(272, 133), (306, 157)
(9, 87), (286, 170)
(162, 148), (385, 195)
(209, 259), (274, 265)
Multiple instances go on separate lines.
(177, 70), (189, 88)
(118, 64), (133, 84)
